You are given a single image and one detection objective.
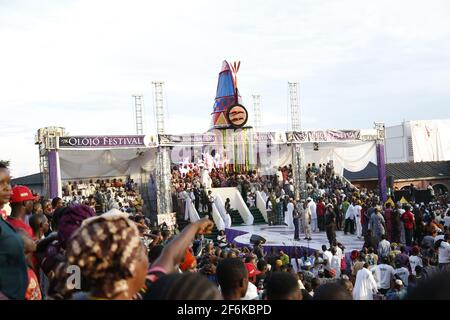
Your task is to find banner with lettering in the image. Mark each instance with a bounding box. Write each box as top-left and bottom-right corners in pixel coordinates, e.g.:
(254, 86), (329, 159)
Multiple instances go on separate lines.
(59, 135), (157, 148)
(158, 130), (288, 146)
(158, 133), (217, 146)
(289, 130), (361, 142)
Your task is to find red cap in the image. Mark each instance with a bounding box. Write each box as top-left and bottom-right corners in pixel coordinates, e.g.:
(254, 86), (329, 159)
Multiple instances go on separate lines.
(245, 263), (261, 277)
(180, 248), (196, 271)
(10, 185), (36, 204)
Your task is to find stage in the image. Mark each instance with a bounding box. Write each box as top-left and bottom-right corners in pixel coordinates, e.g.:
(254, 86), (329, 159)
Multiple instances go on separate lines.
(225, 224), (365, 257)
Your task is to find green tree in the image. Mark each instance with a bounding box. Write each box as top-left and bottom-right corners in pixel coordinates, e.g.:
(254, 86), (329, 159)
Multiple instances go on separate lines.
(0, 160), (10, 167)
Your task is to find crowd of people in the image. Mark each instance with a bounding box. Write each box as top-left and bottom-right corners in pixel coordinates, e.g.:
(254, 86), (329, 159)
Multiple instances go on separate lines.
(1, 160), (450, 301)
(170, 163), (294, 219)
(61, 178), (144, 215)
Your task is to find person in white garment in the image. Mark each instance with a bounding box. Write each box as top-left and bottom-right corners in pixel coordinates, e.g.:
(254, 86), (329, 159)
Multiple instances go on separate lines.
(335, 242), (344, 261)
(344, 201), (355, 235)
(409, 246), (423, 276)
(285, 198), (295, 229)
(372, 257), (395, 295)
(377, 234), (391, 259)
(330, 247), (341, 278)
(307, 197), (318, 232)
(437, 233), (450, 272)
(353, 264), (378, 300)
(200, 168), (212, 189)
(189, 189), (196, 205)
(78, 180), (87, 197)
(354, 201), (363, 239)
(396, 203), (406, 244)
(183, 189), (192, 221)
(189, 188), (197, 219)
(301, 201), (312, 240)
(322, 245), (333, 267)
(394, 261), (409, 286)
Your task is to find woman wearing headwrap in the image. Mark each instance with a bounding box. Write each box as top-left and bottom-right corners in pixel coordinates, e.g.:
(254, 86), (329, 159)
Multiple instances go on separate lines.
(64, 214), (149, 300)
(38, 204), (96, 298)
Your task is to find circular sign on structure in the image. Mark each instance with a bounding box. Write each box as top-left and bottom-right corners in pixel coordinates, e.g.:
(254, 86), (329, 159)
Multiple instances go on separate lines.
(226, 104), (248, 128)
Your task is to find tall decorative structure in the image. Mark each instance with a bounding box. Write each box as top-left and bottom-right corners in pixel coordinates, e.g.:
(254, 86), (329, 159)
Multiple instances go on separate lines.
(288, 82), (306, 200)
(252, 94), (262, 132)
(152, 81), (172, 215)
(288, 82), (300, 132)
(152, 81), (166, 134)
(35, 127), (66, 198)
(132, 94), (144, 134)
(375, 122), (387, 202)
(211, 61), (248, 129)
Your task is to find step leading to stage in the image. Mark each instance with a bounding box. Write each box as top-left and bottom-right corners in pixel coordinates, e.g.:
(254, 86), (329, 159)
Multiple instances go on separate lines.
(198, 211), (219, 243)
(250, 207), (266, 225)
(229, 209), (244, 226)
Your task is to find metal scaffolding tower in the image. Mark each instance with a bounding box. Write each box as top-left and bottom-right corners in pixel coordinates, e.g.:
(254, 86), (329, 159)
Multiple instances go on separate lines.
(288, 82), (306, 200)
(288, 82), (301, 131)
(132, 94), (144, 135)
(152, 81), (166, 134)
(252, 94), (262, 131)
(151, 81), (172, 215)
(34, 127), (66, 198)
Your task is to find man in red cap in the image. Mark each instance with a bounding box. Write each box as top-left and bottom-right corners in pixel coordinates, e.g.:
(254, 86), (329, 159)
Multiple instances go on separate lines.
(6, 185), (35, 239)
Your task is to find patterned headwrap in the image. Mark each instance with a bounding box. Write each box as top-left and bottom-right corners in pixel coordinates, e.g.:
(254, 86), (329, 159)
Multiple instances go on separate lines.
(66, 214), (143, 298)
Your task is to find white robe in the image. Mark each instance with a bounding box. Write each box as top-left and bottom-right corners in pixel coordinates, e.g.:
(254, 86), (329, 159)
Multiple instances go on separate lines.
(353, 268), (378, 300)
(184, 192), (191, 220)
(309, 201), (317, 219)
(331, 255), (341, 278)
(285, 202), (295, 229)
(345, 204), (355, 220)
(308, 201), (317, 231)
(200, 169), (212, 189)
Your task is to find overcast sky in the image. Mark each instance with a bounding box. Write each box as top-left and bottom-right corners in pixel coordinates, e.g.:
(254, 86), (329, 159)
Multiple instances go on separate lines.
(1, 0), (450, 177)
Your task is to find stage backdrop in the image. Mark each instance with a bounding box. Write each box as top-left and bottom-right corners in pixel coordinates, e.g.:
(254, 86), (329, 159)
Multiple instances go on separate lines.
(301, 141), (377, 176)
(59, 148), (157, 181)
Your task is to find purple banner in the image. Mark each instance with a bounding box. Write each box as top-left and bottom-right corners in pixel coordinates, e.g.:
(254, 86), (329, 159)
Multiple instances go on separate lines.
(48, 150), (59, 199)
(59, 135), (156, 148)
(377, 143), (387, 203)
(291, 130), (361, 142)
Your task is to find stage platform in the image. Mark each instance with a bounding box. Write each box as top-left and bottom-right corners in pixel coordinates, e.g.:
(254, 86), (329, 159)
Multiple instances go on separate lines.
(225, 224), (365, 257)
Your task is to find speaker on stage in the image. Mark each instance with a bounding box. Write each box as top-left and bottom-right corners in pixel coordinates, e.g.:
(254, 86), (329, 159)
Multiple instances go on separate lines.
(250, 234), (267, 245)
(386, 176), (394, 188)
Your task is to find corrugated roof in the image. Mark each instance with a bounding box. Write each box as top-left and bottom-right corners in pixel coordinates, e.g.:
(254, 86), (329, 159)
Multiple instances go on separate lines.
(11, 173), (43, 185)
(344, 162), (379, 181)
(387, 161), (450, 180)
(344, 161), (450, 181)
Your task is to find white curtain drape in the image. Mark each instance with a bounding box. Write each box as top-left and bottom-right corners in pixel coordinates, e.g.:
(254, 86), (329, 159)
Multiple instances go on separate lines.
(301, 141), (377, 175)
(410, 120), (450, 162)
(59, 148), (157, 179)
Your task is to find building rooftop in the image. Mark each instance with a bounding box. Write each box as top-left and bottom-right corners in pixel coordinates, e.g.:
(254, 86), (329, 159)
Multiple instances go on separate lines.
(11, 172), (43, 186)
(344, 161), (450, 181)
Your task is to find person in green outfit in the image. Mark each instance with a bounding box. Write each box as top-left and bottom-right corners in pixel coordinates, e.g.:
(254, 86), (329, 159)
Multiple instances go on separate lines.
(279, 250), (290, 266)
(0, 162), (28, 300)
